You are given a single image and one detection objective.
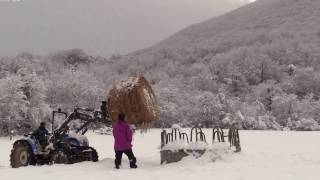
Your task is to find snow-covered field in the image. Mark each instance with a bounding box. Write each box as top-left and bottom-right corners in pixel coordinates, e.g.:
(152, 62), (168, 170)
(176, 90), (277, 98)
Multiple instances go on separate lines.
(1, 129), (320, 180)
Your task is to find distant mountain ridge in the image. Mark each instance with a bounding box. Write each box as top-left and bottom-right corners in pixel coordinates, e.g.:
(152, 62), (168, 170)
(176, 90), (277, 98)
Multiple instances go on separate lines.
(152, 0), (320, 51)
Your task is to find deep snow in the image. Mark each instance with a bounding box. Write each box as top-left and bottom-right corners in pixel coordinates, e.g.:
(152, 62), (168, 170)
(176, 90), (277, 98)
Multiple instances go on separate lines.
(1, 129), (320, 180)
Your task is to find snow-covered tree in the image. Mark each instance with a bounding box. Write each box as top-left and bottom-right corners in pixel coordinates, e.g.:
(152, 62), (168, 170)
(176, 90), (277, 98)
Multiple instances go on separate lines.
(0, 75), (28, 122)
(19, 70), (51, 127)
(46, 70), (104, 110)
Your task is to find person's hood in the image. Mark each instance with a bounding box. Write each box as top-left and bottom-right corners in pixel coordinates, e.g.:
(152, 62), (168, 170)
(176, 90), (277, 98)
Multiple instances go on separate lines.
(116, 120), (127, 126)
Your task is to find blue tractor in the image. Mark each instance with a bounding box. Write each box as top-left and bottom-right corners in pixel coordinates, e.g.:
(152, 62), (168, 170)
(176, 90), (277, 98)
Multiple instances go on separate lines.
(10, 102), (111, 168)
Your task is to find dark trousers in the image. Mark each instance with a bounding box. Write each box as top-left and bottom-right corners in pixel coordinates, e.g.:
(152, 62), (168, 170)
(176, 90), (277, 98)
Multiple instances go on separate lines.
(115, 148), (137, 167)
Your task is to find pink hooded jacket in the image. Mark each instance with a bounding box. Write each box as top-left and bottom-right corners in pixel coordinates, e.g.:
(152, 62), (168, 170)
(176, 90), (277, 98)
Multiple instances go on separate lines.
(112, 121), (133, 151)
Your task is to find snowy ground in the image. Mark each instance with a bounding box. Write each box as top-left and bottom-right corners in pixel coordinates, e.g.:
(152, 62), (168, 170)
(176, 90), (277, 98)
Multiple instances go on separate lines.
(1, 129), (320, 180)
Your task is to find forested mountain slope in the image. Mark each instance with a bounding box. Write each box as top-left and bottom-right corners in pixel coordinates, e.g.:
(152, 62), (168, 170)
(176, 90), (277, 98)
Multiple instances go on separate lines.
(1, 0), (320, 134)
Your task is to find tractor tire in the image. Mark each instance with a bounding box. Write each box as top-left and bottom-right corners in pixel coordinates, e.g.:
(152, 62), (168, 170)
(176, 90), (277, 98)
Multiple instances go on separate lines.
(51, 149), (70, 164)
(10, 141), (34, 168)
(90, 147), (99, 162)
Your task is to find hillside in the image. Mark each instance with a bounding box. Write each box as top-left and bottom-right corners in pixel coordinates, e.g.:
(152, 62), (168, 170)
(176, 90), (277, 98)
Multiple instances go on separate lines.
(114, 0), (320, 129)
(154, 0), (320, 51)
(1, 0), (320, 133)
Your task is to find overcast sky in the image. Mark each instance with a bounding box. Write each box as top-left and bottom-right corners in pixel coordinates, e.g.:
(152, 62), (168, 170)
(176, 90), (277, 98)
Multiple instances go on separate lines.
(0, 0), (252, 57)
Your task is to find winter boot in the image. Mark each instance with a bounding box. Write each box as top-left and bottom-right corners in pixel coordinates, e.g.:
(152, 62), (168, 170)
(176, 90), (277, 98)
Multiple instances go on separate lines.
(130, 164), (138, 169)
(129, 157), (137, 168)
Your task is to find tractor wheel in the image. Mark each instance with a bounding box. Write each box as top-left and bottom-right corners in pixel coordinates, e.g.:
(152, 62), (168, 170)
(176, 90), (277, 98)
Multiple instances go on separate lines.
(90, 147), (99, 162)
(51, 149), (70, 164)
(10, 141), (34, 168)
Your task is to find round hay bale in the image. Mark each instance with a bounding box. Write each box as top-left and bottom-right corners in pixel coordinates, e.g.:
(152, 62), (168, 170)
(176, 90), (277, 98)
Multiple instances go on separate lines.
(107, 76), (159, 127)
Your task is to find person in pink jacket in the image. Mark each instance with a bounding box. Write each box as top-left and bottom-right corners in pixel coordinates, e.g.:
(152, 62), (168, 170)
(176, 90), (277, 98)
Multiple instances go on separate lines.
(113, 112), (137, 169)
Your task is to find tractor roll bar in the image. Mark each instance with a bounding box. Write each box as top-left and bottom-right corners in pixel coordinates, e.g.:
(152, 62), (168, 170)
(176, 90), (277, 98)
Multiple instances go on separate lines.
(52, 108), (68, 133)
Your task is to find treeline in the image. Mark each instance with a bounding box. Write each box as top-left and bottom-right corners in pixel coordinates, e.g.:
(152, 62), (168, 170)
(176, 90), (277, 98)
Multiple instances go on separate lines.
(116, 37), (320, 131)
(1, 41), (320, 135)
(0, 50), (109, 135)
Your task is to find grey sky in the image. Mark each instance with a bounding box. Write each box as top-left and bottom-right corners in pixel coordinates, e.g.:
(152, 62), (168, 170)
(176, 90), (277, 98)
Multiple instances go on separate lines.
(0, 0), (251, 57)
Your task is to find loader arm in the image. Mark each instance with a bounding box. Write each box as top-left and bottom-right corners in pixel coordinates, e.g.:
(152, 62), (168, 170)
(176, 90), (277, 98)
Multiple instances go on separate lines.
(53, 101), (112, 138)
